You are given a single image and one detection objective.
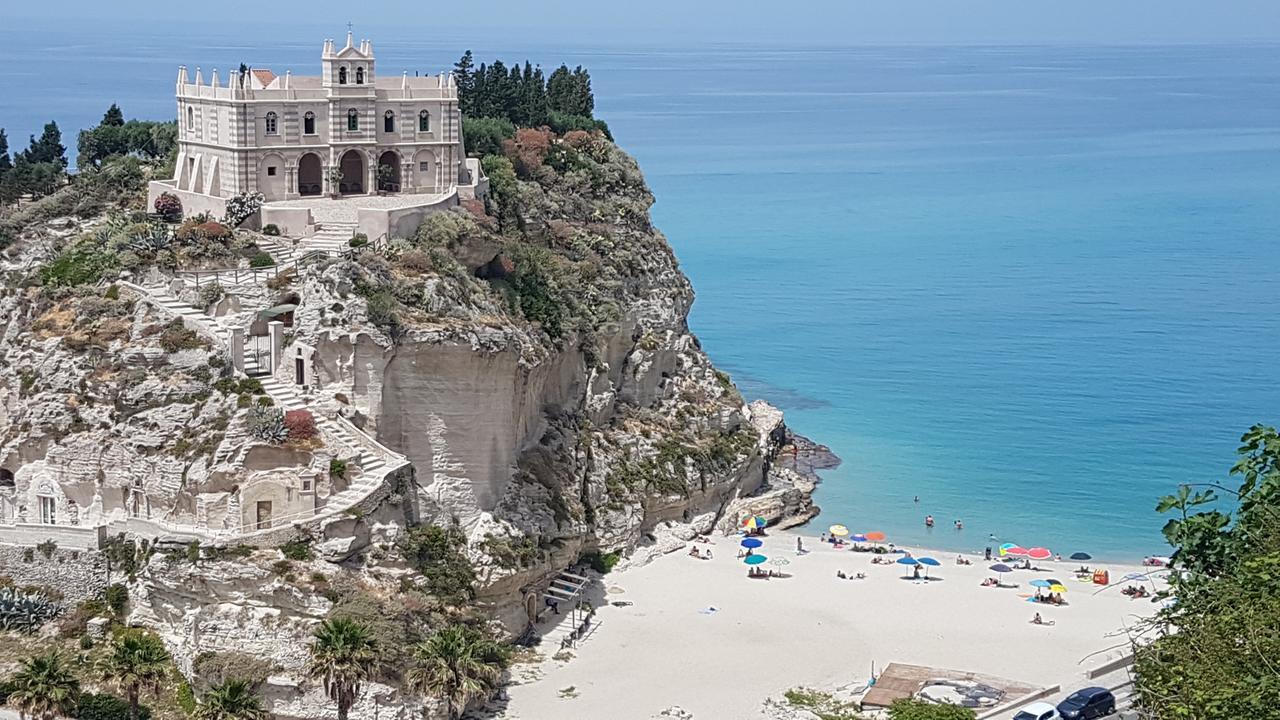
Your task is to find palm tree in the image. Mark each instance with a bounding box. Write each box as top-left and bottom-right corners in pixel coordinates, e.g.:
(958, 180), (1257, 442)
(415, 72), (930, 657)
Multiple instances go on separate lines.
(5, 651), (81, 720)
(307, 618), (378, 720)
(192, 679), (267, 720)
(95, 629), (171, 720)
(406, 624), (509, 720)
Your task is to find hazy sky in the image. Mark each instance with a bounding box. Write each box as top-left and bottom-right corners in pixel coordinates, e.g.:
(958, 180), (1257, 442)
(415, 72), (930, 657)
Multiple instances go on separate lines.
(13, 0), (1280, 45)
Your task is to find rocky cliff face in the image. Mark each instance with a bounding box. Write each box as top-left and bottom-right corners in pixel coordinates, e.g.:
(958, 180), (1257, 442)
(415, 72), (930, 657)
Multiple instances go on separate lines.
(281, 130), (828, 626)
(0, 129), (834, 719)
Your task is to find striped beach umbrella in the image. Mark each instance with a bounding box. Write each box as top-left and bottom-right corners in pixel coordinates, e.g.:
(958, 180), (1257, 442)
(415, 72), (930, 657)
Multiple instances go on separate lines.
(829, 524), (850, 537)
(742, 515), (767, 530)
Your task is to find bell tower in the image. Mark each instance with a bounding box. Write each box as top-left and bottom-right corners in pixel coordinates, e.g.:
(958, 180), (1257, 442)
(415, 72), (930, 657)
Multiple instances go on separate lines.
(321, 29), (375, 89)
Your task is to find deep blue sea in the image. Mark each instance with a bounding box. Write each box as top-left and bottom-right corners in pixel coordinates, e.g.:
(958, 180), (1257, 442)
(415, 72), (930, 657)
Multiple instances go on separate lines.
(5, 24), (1279, 560)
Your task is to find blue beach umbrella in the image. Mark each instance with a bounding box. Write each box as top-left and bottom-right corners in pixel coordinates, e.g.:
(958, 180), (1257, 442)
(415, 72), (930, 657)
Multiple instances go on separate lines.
(744, 554), (768, 565)
(741, 537), (764, 549)
(916, 557), (940, 566)
(1030, 579), (1052, 588)
(990, 563), (1013, 573)
(1069, 552), (1092, 561)
(850, 534), (868, 543)
(896, 556), (920, 566)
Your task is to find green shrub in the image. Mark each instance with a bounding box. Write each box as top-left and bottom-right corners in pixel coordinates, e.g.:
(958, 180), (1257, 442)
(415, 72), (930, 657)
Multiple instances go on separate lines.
(0, 586), (62, 633)
(580, 551), (620, 574)
(262, 224), (280, 236)
(396, 523), (476, 604)
(175, 680), (196, 714)
(249, 251), (274, 268)
(77, 692), (151, 720)
(41, 242), (117, 287)
(887, 699), (975, 720)
(158, 319), (202, 353)
(348, 233), (369, 248)
(364, 291), (399, 331)
(548, 110), (611, 139)
(104, 583), (128, 617)
(197, 281), (224, 308)
(463, 116), (516, 157)
(280, 538), (313, 561)
(237, 378), (263, 395)
(329, 458), (348, 479)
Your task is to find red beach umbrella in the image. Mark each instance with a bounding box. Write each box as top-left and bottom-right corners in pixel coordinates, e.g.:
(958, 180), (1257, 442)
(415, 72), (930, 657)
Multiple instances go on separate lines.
(1027, 547), (1053, 560)
(1004, 546), (1029, 557)
(864, 531), (887, 542)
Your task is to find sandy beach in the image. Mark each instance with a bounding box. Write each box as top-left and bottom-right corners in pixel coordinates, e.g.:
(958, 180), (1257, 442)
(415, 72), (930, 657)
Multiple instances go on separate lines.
(495, 529), (1166, 720)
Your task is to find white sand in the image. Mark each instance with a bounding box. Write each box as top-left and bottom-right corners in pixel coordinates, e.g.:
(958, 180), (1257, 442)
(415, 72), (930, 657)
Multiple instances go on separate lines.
(497, 530), (1165, 719)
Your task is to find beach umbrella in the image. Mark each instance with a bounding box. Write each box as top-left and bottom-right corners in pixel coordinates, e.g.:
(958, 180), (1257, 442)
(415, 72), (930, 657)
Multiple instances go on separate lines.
(1030, 579), (1052, 588)
(744, 554), (767, 565)
(864, 531), (887, 542)
(896, 556), (920, 566)
(829, 524), (850, 537)
(742, 515), (767, 530)
(1049, 584), (1068, 594)
(850, 533), (868, 543)
(999, 543), (1017, 556)
(989, 563), (1013, 573)
(1069, 552), (1092, 561)
(740, 537), (764, 549)
(917, 557), (941, 566)
(1027, 547), (1053, 560)
(1004, 546), (1029, 557)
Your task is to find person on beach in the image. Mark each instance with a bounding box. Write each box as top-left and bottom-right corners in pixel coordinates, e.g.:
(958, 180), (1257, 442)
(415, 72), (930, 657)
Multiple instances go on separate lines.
(913, 565), (922, 580)
(796, 537), (804, 554)
(703, 548), (713, 560)
(821, 532), (827, 543)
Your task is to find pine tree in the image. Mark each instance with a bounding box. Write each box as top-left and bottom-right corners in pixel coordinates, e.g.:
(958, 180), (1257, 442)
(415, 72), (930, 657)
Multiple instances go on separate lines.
(101, 103), (125, 127)
(0, 128), (11, 175)
(453, 50), (475, 116)
(572, 66), (595, 116)
(24, 122), (67, 168)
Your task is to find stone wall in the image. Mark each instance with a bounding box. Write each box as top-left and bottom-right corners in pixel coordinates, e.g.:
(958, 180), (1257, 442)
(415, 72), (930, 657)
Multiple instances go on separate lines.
(0, 543), (109, 603)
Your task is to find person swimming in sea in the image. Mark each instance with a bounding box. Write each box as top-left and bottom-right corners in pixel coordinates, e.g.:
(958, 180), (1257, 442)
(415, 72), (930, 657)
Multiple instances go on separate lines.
(925, 515), (934, 528)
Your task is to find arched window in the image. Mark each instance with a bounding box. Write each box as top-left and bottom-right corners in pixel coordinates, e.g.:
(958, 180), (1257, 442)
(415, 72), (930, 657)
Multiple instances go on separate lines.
(347, 108), (359, 131)
(355, 67), (365, 84)
(303, 111), (315, 135)
(265, 111), (278, 134)
(384, 110), (395, 133)
(187, 106), (194, 129)
(338, 67), (347, 84)
(418, 110), (430, 132)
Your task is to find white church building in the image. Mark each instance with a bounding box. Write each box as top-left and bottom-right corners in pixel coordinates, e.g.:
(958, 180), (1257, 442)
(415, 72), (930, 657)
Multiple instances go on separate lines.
(152, 31), (480, 217)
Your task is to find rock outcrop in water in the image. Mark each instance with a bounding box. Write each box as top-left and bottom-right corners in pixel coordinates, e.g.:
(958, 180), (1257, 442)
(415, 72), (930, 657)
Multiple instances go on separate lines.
(0, 128), (835, 718)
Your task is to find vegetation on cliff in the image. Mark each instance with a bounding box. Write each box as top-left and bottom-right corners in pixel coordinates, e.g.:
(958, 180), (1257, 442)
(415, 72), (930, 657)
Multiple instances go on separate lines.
(1133, 424), (1280, 719)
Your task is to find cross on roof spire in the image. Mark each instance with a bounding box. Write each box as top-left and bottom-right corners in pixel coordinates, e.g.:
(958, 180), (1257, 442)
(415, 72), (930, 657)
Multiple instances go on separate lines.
(347, 21), (353, 32)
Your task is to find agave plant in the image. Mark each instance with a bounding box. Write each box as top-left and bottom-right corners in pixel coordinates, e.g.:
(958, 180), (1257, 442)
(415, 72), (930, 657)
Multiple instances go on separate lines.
(246, 406), (288, 444)
(125, 222), (176, 254)
(0, 586), (63, 633)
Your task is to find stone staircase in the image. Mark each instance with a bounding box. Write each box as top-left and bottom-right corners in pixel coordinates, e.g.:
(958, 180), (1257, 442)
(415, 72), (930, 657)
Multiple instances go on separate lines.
(307, 222), (358, 255)
(121, 269), (409, 542)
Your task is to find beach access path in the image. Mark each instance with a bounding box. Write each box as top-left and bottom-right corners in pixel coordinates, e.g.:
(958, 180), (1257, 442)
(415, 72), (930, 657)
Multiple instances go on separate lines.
(494, 529), (1165, 720)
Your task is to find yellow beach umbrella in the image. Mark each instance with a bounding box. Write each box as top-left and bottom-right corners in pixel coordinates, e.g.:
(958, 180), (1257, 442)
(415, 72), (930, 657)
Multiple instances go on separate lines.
(1049, 584), (1068, 594)
(829, 524), (850, 537)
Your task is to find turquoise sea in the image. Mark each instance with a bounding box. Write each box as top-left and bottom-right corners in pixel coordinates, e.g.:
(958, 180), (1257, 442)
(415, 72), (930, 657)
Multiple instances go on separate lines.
(5, 26), (1279, 560)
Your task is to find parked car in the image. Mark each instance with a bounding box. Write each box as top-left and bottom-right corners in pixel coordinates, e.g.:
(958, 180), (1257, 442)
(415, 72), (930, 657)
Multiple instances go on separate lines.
(1057, 687), (1117, 719)
(1013, 701), (1060, 720)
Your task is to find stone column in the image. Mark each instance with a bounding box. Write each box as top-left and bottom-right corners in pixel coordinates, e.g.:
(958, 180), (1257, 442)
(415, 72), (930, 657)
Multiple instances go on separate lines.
(268, 321), (284, 376)
(366, 150), (377, 196)
(231, 328), (245, 373)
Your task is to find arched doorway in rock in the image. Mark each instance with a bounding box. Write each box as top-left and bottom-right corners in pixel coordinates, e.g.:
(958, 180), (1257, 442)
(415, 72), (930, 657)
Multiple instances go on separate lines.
(339, 150), (365, 195)
(0, 468), (14, 487)
(377, 151), (401, 193)
(297, 153), (322, 196)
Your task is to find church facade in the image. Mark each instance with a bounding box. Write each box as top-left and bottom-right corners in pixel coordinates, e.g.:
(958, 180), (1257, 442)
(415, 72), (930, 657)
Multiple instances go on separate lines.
(168, 32), (467, 202)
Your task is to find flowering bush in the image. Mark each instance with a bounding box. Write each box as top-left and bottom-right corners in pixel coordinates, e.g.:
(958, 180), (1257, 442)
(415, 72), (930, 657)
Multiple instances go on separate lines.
(284, 409), (318, 441)
(154, 192), (183, 221)
(222, 191), (264, 228)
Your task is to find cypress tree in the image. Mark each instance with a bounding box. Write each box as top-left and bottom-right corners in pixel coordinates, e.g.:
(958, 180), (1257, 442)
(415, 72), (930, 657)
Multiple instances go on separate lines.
(572, 66), (595, 116)
(547, 65), (572, 114)
(101, 103), (125, 127)
(0, 129), (11, 175)
(473, 63), (489, 118)
(453, 50), (476, 116)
